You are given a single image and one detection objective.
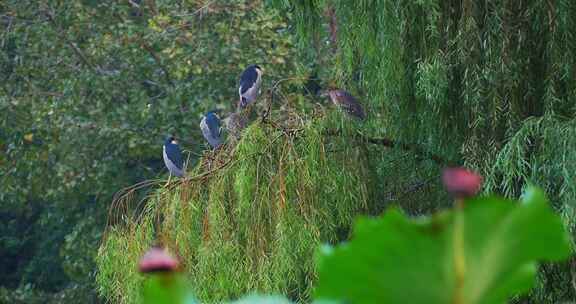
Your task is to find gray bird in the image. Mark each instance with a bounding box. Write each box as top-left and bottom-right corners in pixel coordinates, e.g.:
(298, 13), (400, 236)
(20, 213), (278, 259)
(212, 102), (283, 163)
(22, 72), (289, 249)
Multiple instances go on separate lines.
(224, 112), (246, 140)
(238, 65), (263, 108)
(163, 136), (184, 184)
(200, 111), (222, 149)
(323, 89), (366, 120)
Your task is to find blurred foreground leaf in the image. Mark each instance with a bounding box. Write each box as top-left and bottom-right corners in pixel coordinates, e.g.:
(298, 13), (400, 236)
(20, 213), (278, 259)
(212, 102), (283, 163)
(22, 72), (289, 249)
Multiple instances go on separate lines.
(315, 186), (571, 304)
(229, 295), (293, 304)
(142, 273), (195, 304)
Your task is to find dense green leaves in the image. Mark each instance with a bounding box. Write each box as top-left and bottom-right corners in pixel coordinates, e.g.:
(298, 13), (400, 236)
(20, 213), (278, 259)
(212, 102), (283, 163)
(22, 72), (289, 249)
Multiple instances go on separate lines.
(4, 0), (576, 302)
(315, 187), (570, 304)
(133, 187), (570, 304)
(272, 1), (576, 301)
(1, 0), (300, 301)
(97, 121), (372, 303)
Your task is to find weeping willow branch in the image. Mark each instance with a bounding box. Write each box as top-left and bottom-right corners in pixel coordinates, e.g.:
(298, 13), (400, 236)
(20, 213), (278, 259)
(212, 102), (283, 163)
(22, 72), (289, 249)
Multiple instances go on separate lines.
(326, 129), (450, 165)
(325, 4), (338, 54)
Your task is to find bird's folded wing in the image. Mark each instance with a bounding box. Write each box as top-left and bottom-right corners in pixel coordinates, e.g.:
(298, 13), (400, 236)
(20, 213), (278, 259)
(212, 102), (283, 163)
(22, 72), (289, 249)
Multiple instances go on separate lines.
(240, 69), (258, 94)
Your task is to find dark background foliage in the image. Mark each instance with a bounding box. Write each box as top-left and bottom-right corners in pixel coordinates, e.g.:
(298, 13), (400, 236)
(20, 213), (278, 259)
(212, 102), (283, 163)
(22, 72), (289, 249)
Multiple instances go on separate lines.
(1, 0), (575, 303)
(1, 0), (297, 302)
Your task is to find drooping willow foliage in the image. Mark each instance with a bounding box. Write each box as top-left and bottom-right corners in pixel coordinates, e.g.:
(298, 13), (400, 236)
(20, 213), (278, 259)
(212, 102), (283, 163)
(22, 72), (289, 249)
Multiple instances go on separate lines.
(269, 0), (576, 301)
(97, 0), (575, 302)
(96, 108), (436, 303)
(97, 99), (450, 303)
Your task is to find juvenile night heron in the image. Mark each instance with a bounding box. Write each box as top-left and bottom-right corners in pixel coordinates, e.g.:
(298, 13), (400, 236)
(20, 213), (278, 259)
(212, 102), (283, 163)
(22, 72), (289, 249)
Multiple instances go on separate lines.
(200, 111), (222, 149)
(238, 64), (263, 108)
(323, 89), (366, 120)
(163, 136), (184, 184)
(224, 112), (246, 140)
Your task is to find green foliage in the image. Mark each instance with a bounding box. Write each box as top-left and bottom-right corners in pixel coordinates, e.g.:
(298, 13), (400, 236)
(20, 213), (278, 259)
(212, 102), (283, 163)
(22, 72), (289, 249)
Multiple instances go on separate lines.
(315, 187), (571, 304)
(1, 0), (299, 301)
(97, 224), (154, 304)
(128, 186), (570, 304)
(0, 283), (98, 304)
(142, 274), (194, 304)
(4, 0), (576, 302)
(97, 117), (373, 303)
(267, 1), (576, 302)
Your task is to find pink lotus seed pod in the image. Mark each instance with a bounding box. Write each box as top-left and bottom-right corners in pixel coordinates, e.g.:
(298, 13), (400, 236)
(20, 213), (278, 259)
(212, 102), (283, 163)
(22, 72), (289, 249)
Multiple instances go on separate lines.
(138, 247), (179, 273)
(442, 167), (483, 198)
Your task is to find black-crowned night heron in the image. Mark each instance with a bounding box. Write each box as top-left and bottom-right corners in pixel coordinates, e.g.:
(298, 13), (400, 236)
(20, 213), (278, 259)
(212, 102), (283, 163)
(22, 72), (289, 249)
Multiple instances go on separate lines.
(200, 111), (222, 149)
(322, 89), (366, 120)
(238, 65), (263, 109)
(163, 136), (184, 184)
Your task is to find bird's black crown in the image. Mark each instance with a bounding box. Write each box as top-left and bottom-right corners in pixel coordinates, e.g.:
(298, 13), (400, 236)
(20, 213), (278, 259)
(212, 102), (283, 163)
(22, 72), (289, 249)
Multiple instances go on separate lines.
(165, 136), (177, 145)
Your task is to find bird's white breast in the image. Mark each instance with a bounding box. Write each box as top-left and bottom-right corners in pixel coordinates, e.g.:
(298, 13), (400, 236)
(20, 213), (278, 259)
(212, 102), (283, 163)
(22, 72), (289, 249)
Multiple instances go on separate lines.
(163, 146), (184, 177)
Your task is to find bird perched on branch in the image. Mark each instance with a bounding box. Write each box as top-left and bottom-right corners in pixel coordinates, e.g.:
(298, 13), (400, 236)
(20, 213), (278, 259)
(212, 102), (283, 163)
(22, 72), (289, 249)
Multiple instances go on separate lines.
(238, 64), (263, 109)
(163, 136), (184, 184)
(200, 111), (222, 149)
(322, 89), (366, 120)
(224, 112), (246, 140)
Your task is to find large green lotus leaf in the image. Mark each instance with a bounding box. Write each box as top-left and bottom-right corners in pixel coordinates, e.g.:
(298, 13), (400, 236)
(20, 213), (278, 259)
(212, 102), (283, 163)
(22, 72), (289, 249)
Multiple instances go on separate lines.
(315, 187), (571, 304)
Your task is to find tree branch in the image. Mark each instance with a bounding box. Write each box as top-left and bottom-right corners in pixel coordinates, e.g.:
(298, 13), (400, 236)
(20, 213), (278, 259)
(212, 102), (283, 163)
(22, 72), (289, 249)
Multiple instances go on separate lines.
(325, 4), (338, 54)
(326, 129), (451, 165)
(146, 0), (158, 16)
